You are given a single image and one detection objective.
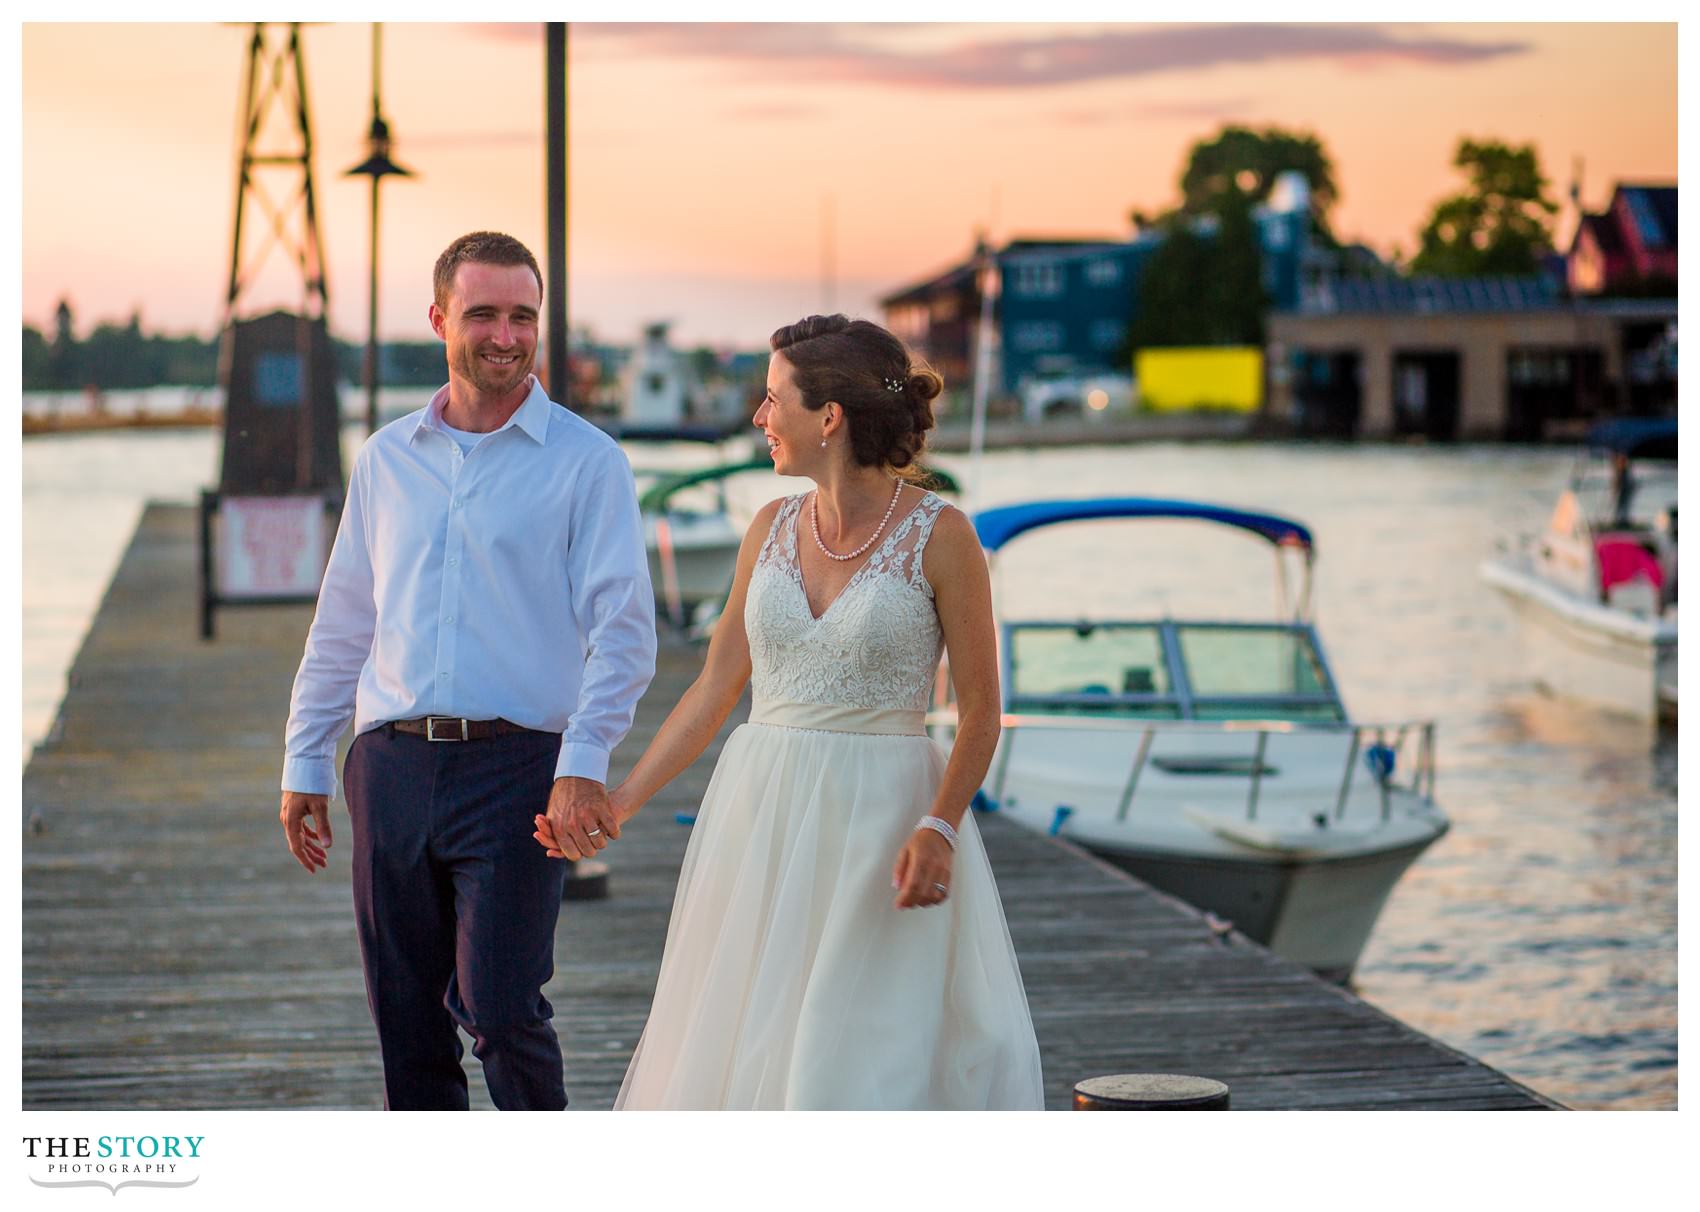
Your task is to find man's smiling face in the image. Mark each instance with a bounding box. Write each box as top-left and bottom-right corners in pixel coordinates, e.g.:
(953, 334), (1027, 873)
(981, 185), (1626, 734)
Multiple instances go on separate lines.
(431, 261), (541, 400)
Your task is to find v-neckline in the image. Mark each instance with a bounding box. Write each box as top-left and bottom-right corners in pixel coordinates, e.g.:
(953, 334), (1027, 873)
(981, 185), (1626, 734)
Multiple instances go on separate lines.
(795, 489), (930, 623)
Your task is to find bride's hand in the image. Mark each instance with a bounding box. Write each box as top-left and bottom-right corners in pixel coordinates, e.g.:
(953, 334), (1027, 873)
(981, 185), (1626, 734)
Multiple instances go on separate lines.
(892, 829), (954, 910)
(610, 783), (643, 824)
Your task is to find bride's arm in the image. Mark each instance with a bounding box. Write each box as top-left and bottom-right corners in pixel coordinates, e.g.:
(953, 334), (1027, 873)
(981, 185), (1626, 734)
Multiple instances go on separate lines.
(893, 505), (1001, 908)
(605, 498), (781, 822)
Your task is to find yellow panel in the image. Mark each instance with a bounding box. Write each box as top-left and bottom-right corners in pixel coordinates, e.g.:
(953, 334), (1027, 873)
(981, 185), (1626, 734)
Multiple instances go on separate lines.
(1135, 347), (1263, 412)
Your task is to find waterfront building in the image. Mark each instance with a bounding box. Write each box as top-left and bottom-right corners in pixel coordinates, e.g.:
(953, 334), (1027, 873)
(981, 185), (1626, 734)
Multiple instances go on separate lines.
(618, 322), (754, 426)
(1568, 184), (1678, 296)
(1267, 182), (1677, 441)
(879, 172), (1318, 416)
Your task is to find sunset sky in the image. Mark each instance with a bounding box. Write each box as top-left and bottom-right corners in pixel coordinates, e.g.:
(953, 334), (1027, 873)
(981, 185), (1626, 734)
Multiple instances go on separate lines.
(19, 20), (1678, 350)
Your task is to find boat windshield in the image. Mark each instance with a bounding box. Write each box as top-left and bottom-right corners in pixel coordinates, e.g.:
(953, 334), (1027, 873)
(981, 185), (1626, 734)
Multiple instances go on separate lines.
(1005, 621), (1345, 722)
(1007, 622), (1181, 718)
(1175, 625), (1343, 721)
(1571, 461), (1678, 534)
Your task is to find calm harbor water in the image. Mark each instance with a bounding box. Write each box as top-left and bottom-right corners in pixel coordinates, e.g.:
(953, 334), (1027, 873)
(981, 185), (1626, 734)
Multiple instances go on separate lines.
(21, 396), (1677, 1110)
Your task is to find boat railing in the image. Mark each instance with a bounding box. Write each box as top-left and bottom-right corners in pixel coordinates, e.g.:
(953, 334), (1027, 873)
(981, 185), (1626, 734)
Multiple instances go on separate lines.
(924, 710), (1438, 823)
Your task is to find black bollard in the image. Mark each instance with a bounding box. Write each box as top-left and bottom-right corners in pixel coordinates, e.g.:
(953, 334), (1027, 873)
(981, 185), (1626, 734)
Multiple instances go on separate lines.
(1073, 1074), (1230, 1110)
(562, 859), (610, 902)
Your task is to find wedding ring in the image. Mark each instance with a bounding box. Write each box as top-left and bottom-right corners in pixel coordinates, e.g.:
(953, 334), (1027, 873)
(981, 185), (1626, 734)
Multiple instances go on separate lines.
(587, 829), (602, 837)
(933, 882), (948, 894)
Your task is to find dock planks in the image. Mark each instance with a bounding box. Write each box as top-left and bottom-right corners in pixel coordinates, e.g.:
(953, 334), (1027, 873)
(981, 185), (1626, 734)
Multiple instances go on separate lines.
(21, 503), (1560, 1110)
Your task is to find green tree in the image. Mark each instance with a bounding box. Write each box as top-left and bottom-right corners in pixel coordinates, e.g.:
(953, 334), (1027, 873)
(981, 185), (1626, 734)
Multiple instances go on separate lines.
(22, 325), (50, 389)
(1411, 138), (1559, 276)
(1126, 186), (1267, 350)
(1168, 125), (1339, 245)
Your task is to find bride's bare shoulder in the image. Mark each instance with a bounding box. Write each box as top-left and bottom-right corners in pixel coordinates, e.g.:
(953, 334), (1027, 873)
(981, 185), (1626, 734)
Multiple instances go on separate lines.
(921, 503), (987, 573)
(744, 495), (790, 540)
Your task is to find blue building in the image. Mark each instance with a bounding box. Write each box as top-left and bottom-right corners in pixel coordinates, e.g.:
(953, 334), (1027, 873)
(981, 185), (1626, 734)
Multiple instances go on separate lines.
(996, 237), (1159, 393)
(880, 173), (1320, 408)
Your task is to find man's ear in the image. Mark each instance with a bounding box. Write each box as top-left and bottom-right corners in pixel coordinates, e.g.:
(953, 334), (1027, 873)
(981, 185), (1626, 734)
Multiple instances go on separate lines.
(428, 303), (446, 339)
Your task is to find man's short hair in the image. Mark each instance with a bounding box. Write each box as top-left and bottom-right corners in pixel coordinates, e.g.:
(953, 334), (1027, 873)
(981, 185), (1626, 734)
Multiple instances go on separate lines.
(433, 231), (544, 309)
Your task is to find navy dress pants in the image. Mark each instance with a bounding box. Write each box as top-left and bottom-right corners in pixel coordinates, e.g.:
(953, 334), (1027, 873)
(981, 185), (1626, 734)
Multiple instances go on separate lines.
(344, 725), (569, 1110)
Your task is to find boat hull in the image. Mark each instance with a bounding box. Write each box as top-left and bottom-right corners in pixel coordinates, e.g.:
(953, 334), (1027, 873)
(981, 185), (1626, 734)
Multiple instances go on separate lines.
(968, 720), (1450, 982)
(1082, 832), (1446, 983)
(1480, 556), (1675, 721)
(645, 514), (741, 621)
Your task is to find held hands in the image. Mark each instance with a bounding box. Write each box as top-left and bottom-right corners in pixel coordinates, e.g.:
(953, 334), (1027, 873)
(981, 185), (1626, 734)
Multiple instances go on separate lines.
(280, 791), (332, 873)
(532, 776), (625, 861)
(892, 827), (954, 910)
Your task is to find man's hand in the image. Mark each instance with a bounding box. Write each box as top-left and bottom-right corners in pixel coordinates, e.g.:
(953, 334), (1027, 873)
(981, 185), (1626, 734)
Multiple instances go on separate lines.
(533, 776), (618, 861)
(281, 791), (332, 873)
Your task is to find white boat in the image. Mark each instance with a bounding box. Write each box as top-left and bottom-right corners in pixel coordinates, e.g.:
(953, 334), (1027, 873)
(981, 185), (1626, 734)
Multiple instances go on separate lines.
(634, 457), (763, 629)
(630, 446), (966, 632)
(928, 497), (1450, 983)
(1480, 418), (1677, 723)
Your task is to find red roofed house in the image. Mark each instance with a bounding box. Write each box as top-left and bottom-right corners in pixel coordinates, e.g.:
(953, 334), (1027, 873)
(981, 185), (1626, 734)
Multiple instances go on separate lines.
(1569, 184), (1677, 295)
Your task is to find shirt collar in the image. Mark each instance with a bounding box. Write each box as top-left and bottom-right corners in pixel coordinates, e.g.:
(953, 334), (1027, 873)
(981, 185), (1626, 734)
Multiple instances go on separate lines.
(412, 375), (553, 446)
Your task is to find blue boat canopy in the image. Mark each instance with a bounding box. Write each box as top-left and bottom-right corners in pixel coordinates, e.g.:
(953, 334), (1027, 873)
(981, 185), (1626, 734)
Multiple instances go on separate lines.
(973, 498), (1315, 553)
(1585, 417), (1677, 460)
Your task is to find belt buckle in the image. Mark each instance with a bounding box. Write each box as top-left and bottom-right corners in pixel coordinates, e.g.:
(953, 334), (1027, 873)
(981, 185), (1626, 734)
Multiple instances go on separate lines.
(426, 716), (468, 742)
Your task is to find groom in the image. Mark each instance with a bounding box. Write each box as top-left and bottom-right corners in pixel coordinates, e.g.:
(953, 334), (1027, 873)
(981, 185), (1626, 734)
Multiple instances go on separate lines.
(278, 230), (656, 1109)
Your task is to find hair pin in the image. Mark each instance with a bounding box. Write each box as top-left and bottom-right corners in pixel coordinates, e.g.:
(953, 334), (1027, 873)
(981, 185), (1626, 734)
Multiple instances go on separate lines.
(883, 376), (905, 394)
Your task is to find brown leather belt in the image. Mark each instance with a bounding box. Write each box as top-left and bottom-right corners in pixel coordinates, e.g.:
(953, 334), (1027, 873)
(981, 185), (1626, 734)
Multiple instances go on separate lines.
(389, 716), (536, 742)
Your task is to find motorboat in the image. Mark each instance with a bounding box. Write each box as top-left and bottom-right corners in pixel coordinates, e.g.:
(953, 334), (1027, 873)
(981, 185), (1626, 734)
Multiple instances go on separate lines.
(631, 443), (966, 632)
(928, 497), (1450, 983)
(1480, 418), (1677, 723)
(638, 458), (767, 629)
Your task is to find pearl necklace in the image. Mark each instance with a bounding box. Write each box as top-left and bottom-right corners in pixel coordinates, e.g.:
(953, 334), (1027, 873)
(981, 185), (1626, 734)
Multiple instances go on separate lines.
(811, 479), (903, 561)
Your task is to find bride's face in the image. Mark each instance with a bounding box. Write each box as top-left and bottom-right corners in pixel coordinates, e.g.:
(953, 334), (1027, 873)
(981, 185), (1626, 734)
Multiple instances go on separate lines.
(754, 353), (820, 477)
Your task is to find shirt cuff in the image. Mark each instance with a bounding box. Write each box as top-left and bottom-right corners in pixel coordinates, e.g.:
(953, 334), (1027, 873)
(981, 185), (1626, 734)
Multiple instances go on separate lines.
(282, 756), (337, 799)
(554, 741), (610, 785)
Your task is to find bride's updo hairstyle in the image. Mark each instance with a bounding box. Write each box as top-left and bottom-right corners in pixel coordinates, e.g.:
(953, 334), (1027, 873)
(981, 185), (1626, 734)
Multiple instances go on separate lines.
(769, 315), (942, 478)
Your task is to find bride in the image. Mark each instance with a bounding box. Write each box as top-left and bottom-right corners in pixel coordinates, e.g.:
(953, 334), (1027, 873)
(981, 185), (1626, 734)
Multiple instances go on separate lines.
(536, 315), (1044, 1110)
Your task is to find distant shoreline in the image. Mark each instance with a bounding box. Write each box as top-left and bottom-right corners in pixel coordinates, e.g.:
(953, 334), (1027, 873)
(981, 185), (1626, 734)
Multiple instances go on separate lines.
(22, 407), (221, 436)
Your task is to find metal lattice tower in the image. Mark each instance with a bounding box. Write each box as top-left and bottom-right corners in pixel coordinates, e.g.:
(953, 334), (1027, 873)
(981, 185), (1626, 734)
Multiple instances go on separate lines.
(223, 23), (329, 325)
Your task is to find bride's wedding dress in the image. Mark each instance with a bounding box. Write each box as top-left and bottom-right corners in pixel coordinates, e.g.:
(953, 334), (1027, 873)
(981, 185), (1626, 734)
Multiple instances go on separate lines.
(615, 490), (1044, 1110)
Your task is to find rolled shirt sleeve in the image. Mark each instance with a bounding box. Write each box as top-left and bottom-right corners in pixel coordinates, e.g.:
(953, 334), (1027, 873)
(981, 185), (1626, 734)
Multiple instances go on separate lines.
(556, 444), (658, 783)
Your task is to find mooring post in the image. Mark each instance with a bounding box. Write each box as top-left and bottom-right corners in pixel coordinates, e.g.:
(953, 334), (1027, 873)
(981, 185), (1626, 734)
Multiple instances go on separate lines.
(1073, 1074), (1230, 1110)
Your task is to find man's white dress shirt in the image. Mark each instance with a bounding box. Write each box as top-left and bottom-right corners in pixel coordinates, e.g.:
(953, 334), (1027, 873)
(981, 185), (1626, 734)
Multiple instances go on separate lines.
(282, 376), (657, 797)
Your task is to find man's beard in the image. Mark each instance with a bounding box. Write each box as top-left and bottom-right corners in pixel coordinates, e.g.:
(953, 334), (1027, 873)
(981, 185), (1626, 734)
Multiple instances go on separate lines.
(455, 343), (533, 395)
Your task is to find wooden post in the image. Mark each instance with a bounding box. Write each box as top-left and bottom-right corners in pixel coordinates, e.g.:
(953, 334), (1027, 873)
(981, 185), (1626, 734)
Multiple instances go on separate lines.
(1073, 1074), (1230, 1110)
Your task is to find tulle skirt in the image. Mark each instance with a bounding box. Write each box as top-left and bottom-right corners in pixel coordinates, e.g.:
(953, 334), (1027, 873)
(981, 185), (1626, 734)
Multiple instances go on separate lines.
(614, 711), (1045, 1110)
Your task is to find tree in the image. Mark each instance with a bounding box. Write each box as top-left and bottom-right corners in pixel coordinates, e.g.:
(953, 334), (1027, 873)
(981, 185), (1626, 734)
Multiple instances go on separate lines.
(1172, 125), (1339, 245)
(22, 325), (50, 389)
(1410, 138), (1559, 276)
(1121, 125), (1334, 353)
(1125, 185), (1267, 351)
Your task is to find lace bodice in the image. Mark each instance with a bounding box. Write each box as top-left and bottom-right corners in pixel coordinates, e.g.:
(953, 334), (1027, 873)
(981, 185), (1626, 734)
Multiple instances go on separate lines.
(746, 491), (948, 713)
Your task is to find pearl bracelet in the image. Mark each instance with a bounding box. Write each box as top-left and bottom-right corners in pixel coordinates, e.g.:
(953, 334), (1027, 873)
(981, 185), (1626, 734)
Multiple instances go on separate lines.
(916, 815), (958, 849)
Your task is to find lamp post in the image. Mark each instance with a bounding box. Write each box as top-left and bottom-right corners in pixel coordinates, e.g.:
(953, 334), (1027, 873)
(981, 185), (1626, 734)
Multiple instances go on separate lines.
(344, 23), (415, 436)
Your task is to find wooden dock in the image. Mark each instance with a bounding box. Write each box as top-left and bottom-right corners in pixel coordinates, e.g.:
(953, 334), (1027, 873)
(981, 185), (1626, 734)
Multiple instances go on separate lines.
(22, 503), (1561, 1110)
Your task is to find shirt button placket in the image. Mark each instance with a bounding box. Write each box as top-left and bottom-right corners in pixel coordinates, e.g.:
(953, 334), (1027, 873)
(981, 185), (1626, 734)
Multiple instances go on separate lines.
(436, 450), (467, 714)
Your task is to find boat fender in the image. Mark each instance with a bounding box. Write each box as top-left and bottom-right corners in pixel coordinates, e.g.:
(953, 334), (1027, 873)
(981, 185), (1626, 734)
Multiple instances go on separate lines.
(1364, 745), (1397, 782)
(1048, 805), (1074, 836)
(971, 789), (998, 814)
(674, 812), (697, 826)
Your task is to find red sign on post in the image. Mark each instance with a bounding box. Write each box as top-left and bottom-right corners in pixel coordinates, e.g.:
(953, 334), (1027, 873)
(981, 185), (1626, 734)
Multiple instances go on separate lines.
(218, 496), (328, 599)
